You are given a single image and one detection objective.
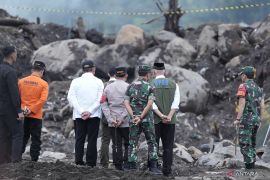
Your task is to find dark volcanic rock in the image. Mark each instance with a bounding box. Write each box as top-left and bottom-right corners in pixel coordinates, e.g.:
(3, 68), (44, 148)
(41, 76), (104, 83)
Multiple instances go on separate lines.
(0, 9), (9, 17)
(86, 29), (104, 44)
(21, 23), (69, 46)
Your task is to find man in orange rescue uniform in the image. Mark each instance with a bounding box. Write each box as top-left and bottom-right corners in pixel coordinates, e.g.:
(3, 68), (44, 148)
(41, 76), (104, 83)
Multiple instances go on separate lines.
(19, 61), (49, 162)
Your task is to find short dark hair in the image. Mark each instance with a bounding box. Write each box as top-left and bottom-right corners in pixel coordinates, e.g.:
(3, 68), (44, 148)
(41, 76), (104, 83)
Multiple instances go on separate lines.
(138, 71), (149, 77)
(109, 67), (116, 77)
(2, 46), (16, 58)
(83, 67), (94, 73)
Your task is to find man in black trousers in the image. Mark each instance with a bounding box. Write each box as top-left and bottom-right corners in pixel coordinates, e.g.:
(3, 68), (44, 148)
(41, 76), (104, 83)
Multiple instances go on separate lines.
(67, 60), (104, 167)
(0, 45), (24, 164)
(100, 68), (116, 168)
(151, 62), (180, 177)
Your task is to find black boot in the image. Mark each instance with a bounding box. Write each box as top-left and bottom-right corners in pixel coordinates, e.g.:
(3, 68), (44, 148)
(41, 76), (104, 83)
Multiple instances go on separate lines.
(115, 164), (123, 171)
(149, 161), (162, 175)
(124, 162), (137, 171)
(245, 163), (254, 169)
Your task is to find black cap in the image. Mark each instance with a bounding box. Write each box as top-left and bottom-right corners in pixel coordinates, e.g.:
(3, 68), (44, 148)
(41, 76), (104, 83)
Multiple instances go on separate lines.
(82, 60), (95, 69)
(153, 62), (165, 70)
(33, 61), (46, 70)
(2, 45), (16, 58)
(115, 67), (127, 77)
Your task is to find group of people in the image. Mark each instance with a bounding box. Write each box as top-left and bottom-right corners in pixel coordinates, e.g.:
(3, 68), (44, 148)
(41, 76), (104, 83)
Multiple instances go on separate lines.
(0, 44), (265, 175)
(0, 45), (48, 164)
(67, 60), (180, 176)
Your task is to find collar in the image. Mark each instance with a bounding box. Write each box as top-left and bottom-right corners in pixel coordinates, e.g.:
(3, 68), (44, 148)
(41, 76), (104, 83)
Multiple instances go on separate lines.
(109, 77), (116, 81)
(82, 72), (94, 77)
(155, 75), (166, 79)
(31, 72), (41, 78)
(2, 61), (13, 67)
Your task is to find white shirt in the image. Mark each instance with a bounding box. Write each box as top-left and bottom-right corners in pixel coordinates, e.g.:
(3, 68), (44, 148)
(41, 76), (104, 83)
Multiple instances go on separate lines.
(152, 75), (180, 110)
(67, 72), (104, 119)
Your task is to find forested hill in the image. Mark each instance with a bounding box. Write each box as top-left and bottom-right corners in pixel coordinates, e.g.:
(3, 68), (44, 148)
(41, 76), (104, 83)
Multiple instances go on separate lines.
(1, 0), (270, 34)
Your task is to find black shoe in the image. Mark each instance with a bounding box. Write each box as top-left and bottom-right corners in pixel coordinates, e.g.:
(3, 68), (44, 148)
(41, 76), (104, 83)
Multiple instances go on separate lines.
(75, 161), (85, 166)
(124, 162), (137, 171)
(149, 161), (162, 175)
(31, 157), (38, 162)
(86, 163), (95, 168)
(115, 165), (123, 171)
(245, 163), (254, 169)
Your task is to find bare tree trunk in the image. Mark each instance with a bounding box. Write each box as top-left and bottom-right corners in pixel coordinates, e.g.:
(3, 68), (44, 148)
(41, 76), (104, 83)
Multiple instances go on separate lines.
(164, 0), (183, 35)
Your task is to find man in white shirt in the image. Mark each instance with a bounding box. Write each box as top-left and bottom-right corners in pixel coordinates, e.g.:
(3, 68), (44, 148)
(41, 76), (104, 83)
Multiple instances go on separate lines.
(67, 60), (104, 167)
(151, 62), (180, 177)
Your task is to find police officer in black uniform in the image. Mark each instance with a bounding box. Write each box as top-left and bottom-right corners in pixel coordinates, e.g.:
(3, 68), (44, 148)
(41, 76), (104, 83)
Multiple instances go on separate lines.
(0, 46), (24, 164)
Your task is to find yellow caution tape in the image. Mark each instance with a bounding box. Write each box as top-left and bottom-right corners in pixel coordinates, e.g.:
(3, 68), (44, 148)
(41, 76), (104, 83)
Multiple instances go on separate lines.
(1, 2), (270, 16)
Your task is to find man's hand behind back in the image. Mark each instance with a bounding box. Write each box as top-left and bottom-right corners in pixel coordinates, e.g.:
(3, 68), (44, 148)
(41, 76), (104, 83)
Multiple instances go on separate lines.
(17, 112), (24, 121)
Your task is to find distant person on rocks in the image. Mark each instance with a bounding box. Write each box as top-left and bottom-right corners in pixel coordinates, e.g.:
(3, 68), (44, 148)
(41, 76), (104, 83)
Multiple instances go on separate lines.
(151, 62), (180, 177)
(234, 66), (264, 169)
(100, 67), (116, 168)
(0, 45), (24, 164)
(124, 65), (162, 175)
(19, 61), (49, 162)
(67, 60), (104, 167)
(101, 67), (130, 170)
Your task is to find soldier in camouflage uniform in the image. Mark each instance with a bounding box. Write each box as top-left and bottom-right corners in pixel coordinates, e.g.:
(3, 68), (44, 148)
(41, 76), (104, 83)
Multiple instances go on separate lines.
(235, 66), (264, 169)
(124, 65), (161, 174)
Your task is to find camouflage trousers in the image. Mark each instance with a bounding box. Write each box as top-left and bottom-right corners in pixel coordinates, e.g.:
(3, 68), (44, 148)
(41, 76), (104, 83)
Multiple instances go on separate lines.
(239, 124), (259, 164)
(128, 121), (158, 163)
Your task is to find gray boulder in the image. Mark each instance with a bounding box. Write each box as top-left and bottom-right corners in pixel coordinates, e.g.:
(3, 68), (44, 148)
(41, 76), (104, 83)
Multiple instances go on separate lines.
(31, 39), (99, 80)
(166, 64), (210, 114)
(225, 55), (243, 69)
(251, 15), (270, 42)
(197, 25), (217, 56)
(174, 143), (194, 163)
(94, 44), (140, 77)
(115, 24), (145, 51)
(165, 37), (196, 66)
(154, 30), (177, 43)
(217, 24), (250, 63)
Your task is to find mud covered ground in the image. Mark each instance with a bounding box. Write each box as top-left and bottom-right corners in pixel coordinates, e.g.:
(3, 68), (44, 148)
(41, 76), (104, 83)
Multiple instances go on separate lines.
(0, 119), (270, 180)
(1, 160), (270, 180)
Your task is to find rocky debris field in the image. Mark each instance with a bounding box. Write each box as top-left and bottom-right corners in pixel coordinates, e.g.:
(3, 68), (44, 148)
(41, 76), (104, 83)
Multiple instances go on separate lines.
(1, 8), (270, 179)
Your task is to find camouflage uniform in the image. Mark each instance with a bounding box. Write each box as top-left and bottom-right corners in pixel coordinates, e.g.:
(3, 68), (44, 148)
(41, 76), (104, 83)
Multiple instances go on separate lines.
(237, 67), (263, 165)
(124, 67), (158, 163)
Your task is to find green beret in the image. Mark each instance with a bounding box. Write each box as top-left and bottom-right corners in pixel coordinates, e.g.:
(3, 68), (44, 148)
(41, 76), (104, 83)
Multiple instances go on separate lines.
(138, 64), (151, 73)
(240, 66), (256, 78)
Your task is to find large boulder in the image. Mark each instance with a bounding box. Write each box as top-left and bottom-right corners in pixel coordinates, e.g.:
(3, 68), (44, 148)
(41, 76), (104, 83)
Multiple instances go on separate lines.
(22, 23), (69, 45)
(217, 24), (250, 63)
(153, 30), (178, 43)
(166, 64), (210, 114)
(225, 55), (243, 69)
(31, 39), (99, 80)
(251, 15), (270, 42)
(197, 25), (217, 56)
(94, 44), (140, 80)
(165, 37), (196, 67)
(115, 24), (145, 51)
